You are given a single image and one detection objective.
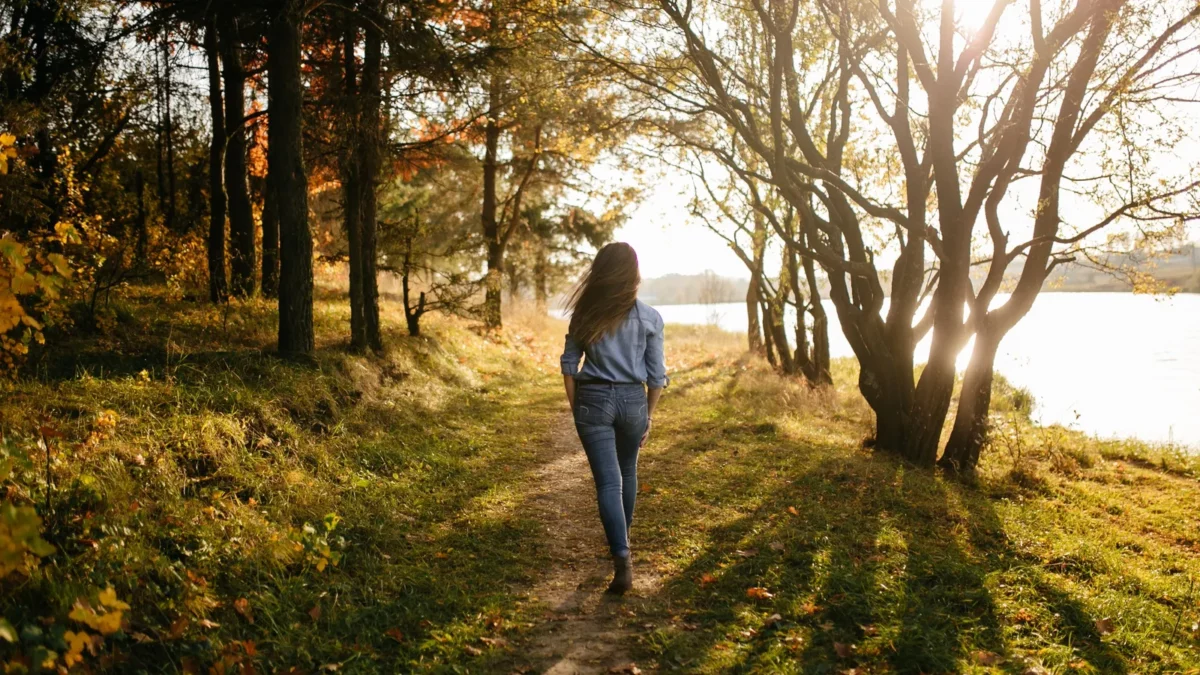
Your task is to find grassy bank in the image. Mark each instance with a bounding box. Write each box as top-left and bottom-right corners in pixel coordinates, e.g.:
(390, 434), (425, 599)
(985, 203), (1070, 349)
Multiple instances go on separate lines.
(630, 326), (1200, 674)
(1, 291), (567, 672)
(2, 295), (1198, 673)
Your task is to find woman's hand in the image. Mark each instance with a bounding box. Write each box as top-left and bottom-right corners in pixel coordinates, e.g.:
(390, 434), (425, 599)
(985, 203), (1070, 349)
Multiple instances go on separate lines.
(641, 417), (653, 446)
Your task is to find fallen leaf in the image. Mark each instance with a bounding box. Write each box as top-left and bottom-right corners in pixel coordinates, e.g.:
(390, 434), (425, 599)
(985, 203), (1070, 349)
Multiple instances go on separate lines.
(801, 601), (821, 615)
(169, 616), (189, 639)
(1095, 618), (1114, 635)
(480, 636), (508, 648)
(974, 650), (1003, 665)
(309, 605), (322, 621)
(746, 587), (774, 600)
(699, 573), (717, 586)
(762, 613), (783, 629)
(197, 618), (220, 629)
(608, 665), (641, 675)
(735, 548), (759, 558)
(234, 598), (254, 624)
(384, 628), (404, 643)
(769, 541), (785, 551)
(860, 624), (877, 636)
(833, 641), (853, 658)
(464, 645), (483, 656)
(787, 506), (800, 516)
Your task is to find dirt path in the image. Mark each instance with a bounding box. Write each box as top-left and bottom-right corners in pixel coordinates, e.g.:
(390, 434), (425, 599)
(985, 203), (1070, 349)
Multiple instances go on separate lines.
(516, 413), (662, 675)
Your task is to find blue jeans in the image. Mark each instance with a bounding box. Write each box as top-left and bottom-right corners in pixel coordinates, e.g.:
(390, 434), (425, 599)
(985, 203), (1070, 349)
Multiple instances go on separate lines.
(573, 383), (648, 558)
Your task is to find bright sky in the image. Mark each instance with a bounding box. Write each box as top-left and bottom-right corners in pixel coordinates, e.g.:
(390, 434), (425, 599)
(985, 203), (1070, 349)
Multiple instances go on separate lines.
(613, 176), (749, 280)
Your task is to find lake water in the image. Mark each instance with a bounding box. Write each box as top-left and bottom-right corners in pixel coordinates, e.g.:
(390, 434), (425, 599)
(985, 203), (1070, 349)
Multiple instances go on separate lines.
(630, 293), (1199, 449)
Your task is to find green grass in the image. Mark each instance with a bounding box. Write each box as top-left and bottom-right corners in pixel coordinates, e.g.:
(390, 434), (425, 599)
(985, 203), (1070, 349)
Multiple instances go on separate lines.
(2, 290), (567, 672)
(2, 297), (1198, 673)
(628, 331), (1200, 674)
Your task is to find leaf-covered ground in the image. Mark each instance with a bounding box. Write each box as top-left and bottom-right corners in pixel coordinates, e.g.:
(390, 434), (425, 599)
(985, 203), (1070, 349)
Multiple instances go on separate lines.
(2, 292), (1198, 673)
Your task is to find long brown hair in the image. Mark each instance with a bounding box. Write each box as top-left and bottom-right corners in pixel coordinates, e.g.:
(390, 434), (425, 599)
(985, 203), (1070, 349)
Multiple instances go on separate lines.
(567, 242), (640, 346)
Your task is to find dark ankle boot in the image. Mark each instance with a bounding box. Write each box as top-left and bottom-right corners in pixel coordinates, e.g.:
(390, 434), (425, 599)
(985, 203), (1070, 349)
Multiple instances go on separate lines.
(606, 553), (633, 595)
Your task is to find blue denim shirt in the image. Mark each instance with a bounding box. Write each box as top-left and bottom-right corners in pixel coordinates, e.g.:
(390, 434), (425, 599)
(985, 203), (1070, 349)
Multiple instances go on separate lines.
(561, 299), (668, 389)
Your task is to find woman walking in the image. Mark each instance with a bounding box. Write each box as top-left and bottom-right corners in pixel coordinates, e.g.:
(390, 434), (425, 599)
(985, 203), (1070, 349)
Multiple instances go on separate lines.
(560, 242), (668, 595)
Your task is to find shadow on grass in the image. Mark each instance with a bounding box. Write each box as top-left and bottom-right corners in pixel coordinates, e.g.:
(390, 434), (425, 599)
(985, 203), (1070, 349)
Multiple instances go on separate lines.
(8, 321), (569, 673)
(628, 374), (1129, 674)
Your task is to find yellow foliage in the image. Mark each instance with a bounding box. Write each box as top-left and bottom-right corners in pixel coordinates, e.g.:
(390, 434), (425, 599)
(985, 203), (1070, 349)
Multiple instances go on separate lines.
(63, 630), (94, 667)
(69, 588), (128, 635)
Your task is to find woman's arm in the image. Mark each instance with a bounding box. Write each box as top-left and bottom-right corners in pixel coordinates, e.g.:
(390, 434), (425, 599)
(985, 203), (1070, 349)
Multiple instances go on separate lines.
(647, 387), (662, 417)
(564, 374), (577, 410)
(643, 309), (668, 445)
(561, 332), (583, 411)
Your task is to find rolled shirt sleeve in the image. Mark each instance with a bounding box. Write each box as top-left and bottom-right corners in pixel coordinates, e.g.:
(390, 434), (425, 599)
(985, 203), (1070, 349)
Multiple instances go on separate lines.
(561, 332), (583, 376)
(645, 312), (668, 389)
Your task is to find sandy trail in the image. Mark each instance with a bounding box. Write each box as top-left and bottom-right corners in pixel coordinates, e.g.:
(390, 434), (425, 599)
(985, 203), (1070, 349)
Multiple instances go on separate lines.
(517, 414), (661, 675)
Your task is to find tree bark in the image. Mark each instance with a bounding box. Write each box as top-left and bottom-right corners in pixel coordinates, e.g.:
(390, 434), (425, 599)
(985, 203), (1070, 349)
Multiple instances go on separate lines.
(342, 16), (365, 350)
(801, 230), (831, 385)
(134, 169), (147, 267)
(268, 2), (314, 357)
(221, 11), (257, 298)
(481, 73), (503, 329)
(939, 330), (1001, 475)
(745, 275), (762, 353)
(760, 297), (777, 368)
(260, 175), (279, 298)
(534, 239), (548, 311)
(359, 4), (383, 351)
(162, 34), (178, 232)
(402, 231), (425, 337)
(204, 16), (228, 304)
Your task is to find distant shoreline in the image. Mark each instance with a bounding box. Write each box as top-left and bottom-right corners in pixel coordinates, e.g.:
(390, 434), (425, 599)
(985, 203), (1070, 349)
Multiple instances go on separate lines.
(642, 287), (1199, 306)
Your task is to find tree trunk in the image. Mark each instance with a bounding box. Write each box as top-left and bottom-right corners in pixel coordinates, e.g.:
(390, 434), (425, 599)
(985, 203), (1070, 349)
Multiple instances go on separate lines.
(939, 330), (1001, 475)
(534, 240), (548, 312)
(801, 241), (831, 385)
(204, 16), (228, 304)
(402, 233), (424, 337)
(745, 275), (762, 353)
(162, 35), (178, 232)
(359, 2), (383, 352)
(341, 16), (365, 350)
(760, 297), (777, 368)
(766, 297), (795, 375)
(268, 2), (314, 357)
(134, 169), (147, 267)
(221, 12), (257, 297)
(481, 73), (503, 329)
(260, 175), (280, 298)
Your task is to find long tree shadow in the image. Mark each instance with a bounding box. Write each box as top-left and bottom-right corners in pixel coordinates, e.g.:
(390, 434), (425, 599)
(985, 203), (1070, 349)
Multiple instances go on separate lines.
(630, 390), (1134, 673)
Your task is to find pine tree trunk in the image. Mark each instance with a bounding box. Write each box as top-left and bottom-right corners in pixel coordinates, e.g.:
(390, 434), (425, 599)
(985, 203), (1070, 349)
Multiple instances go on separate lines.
(204, 16), (228, 304)
(134, 170), (147, 267)
(162, 35), (178, 232)
(221, 12), (257, 298)
(268, 2), (314, 357)
(481, 74), (503, 329)
(341, 17), (365, 350)
(534, 240), (548, 312)
(359, 4), (383, 351)
(260, 177), (279, 298)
